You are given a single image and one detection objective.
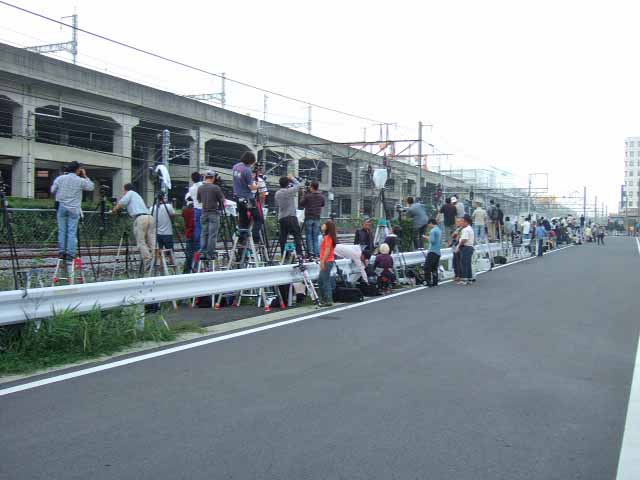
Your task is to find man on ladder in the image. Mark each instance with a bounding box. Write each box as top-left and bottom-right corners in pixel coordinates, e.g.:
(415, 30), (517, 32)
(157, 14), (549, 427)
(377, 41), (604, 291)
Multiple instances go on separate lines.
(196, 169), (226, 265)
(51, 161), (94, 284)
(275, 174), (304, 260)
(149, 194), (177, 275)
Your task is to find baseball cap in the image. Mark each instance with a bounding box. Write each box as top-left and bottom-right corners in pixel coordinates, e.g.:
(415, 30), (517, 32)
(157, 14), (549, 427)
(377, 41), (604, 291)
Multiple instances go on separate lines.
(451, 196), (458, 203)
(204, 169), (216, 178)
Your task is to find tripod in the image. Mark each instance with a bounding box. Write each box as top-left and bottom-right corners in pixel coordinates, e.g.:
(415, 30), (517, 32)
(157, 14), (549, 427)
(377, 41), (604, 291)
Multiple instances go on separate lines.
(0, 180), (21, 290)
(111, 227), (137, 280)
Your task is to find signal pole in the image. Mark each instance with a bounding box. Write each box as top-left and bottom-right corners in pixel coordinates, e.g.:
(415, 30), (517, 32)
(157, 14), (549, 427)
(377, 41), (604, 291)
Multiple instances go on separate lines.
(417, 121), (423, 199)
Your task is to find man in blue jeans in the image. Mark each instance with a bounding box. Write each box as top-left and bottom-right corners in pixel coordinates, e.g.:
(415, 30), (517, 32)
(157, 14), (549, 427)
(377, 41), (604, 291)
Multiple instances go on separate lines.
(51, 161), (95, 260)
(299, 181), (325, 258)
(536, 223), (547, 257)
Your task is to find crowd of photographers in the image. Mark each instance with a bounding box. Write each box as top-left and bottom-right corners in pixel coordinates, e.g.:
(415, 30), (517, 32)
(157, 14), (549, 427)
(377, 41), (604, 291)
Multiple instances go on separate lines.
(51, 156), (600, 304)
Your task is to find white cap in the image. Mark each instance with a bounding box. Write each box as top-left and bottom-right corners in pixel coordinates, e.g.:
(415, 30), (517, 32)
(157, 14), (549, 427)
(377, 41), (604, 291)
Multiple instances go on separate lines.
(451, 196), (458, 203)
(204, 169), (216, 178)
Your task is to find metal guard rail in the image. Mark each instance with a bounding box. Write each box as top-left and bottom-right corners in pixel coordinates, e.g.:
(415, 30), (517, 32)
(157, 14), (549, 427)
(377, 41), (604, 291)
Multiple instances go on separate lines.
(0, 242), (508, 326)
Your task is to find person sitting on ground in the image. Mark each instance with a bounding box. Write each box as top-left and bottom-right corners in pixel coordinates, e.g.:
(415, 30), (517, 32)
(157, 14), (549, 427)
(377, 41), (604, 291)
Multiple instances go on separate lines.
(374, 243), (395, 293)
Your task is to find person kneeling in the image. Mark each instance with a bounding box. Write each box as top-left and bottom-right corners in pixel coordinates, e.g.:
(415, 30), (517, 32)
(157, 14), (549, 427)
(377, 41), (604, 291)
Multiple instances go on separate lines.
(374, 243), (396, 294)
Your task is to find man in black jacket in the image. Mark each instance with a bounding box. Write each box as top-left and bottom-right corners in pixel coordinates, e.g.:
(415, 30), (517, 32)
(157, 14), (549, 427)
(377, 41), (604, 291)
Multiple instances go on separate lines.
(354, 217), (374, 253)
(299, 181), (325, 258)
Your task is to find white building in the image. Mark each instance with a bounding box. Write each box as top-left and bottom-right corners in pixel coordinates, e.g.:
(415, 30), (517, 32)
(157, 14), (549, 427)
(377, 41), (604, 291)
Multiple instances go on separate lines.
(624, 137), (640, 210)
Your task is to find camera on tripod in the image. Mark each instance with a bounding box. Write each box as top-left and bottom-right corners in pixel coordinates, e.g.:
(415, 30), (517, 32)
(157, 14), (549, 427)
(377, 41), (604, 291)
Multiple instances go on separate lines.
(291, 176), (311, 189)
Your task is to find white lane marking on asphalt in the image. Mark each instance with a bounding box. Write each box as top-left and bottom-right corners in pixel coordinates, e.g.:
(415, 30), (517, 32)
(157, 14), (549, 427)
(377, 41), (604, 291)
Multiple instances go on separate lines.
(0, 244), (573, 397)
(617, 236), (640, 479)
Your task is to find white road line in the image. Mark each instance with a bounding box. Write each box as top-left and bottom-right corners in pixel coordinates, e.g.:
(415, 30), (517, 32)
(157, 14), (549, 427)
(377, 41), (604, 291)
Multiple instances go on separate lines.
(617, 236), (640, 479)
(0, 244), (573, 397)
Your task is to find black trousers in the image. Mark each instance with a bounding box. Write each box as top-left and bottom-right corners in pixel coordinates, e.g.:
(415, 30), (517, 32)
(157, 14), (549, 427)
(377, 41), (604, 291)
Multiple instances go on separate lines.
(279, 216), (304, 257)
(237, 200), (260, 242)
(413, 225), (427, 250)
(424, 252), (440, 286)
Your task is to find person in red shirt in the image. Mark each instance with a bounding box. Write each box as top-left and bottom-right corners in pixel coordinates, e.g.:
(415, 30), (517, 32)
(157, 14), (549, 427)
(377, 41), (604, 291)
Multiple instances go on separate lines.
(318, 220), (337, 306)
(182, 198), (196, 273)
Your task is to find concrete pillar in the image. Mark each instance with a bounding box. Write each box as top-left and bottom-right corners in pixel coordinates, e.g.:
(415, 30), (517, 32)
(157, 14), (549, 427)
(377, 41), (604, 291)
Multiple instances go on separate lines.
(141, 144), (155, 205)
(190, 128), (208, 172)
(322, 160), (332, 216)
(113, 115), (137, 197)
(352, 158), (361, 216)
(11, 102), (35, 198)
(112, 166), (131, 198)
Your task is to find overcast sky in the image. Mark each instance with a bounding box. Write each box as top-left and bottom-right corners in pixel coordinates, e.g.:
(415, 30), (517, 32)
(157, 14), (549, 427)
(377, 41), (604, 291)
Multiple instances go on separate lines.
(0, 0), (635, 212)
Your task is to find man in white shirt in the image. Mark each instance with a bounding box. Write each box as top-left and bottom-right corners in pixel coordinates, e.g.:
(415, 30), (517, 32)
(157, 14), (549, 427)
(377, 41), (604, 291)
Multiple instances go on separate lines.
(522, 216), (532, 253)
(471, 201), (487, 242)
(334, 243), (370, 284)
(457, 214), (475, 285)
(111, 183), (156, 266)
(186, 172), (203, 250)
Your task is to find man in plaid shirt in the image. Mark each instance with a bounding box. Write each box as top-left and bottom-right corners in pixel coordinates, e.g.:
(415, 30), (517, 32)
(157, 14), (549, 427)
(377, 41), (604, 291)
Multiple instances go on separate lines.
(51, 161), (95, 260)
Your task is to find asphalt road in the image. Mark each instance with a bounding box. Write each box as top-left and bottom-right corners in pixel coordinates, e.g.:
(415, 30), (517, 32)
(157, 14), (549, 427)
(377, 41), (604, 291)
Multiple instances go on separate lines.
(1, 238), (639, 480)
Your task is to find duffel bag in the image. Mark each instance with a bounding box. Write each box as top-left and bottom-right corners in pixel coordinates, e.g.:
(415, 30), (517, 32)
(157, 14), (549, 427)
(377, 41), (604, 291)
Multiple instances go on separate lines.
(333, 286), (364, 303)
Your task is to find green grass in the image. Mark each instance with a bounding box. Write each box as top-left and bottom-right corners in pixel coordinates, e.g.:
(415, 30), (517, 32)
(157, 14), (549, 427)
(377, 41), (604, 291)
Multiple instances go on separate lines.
(0, 306), (203, 376)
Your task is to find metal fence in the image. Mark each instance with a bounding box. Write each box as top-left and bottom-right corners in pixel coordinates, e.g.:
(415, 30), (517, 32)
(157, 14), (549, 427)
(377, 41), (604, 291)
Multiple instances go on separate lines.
(0, 242), (515, 326)
(0, 208), (372, 289)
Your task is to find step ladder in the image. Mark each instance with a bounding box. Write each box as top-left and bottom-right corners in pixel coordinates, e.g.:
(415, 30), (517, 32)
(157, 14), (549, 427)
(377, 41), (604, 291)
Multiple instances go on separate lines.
(191, 251), (222, 309)
(52, 256), (86, 286)
(281, 247), (320, 307)
(157, 249), (178, 310)
(227, 230), (273, 311)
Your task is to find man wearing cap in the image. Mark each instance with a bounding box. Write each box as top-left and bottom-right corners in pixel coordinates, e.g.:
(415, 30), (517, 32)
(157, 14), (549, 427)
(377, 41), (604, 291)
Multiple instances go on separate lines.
(51, 161), (95, 260)
(471, 201), (488, 242)
(111, 183), (155, 267)
(197, 169), (225, 260)
(452, 196), (465, 220)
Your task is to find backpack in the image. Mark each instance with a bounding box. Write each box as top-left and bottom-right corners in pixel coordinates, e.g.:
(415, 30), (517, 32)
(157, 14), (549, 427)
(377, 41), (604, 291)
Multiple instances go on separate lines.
(487, 205), (498, 221)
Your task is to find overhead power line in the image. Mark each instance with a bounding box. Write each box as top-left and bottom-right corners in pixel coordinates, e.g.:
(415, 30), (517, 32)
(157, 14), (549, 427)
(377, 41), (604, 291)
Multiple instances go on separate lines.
(0, 1), (387, 125)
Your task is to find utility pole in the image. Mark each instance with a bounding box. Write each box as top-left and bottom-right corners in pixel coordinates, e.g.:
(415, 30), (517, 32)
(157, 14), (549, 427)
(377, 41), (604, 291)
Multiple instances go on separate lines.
(594, 195), (597, 223)
(417, 121), (423, 200)
(26, 12), (78, 64)
(528, 175), (532, 215)
(161, 129), (170, 195)
(263, 95), (268, 122)
(583, 186), (586, 221)
(307, 105), (312, 134)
